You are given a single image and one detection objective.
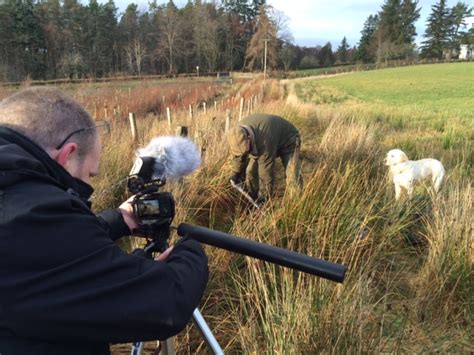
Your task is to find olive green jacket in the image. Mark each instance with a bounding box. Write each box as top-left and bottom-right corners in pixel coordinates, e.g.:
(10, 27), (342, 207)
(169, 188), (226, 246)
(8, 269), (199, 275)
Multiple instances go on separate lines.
(230, 114), (300, 199)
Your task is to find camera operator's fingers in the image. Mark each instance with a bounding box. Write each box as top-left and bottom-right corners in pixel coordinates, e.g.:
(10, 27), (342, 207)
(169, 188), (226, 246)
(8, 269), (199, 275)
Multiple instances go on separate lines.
(155, 246), (174, 262)
(119, 197), (139, 231)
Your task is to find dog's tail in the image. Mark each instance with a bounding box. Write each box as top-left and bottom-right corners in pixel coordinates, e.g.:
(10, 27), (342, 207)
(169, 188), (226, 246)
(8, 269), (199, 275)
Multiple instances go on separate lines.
(432, 163), (446, 192)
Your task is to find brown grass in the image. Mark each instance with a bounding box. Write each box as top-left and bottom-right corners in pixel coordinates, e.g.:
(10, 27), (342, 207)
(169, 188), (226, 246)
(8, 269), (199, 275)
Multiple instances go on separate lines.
(5, 76), (469, 354)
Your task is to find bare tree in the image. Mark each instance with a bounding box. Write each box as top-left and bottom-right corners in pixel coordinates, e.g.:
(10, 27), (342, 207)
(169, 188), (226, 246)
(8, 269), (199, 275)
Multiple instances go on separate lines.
(194, 4), (219, 72)
(124, 44), (134, 73)
(134, 39), (146, 76)
(279, 43), (295, 71)
(158, 2), (183, 74)
(220, 14), (246, 71)
(268, 6), (293, 44)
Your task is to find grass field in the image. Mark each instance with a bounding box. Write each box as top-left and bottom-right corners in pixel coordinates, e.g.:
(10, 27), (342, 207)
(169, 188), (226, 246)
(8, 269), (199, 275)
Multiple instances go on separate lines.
(110, 64), (473, 353)
(91, 64), (473, 353)
(295, 62), (474, 179)
(296, 62), (474, 122)
(2, 64), (472, 353)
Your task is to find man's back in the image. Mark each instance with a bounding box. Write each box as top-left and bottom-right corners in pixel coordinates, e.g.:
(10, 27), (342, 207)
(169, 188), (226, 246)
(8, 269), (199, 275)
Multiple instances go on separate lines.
(240, 114), (299, 156)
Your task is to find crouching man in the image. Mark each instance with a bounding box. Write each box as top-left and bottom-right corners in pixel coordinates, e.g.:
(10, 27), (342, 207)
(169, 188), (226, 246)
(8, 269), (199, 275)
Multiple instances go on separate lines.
(227, 113), (303, 203)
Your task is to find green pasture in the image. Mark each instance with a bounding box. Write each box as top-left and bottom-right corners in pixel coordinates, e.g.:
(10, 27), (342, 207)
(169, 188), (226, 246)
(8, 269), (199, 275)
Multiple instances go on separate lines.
(295, 63), (474, 178)
(296, 62), (474, 121)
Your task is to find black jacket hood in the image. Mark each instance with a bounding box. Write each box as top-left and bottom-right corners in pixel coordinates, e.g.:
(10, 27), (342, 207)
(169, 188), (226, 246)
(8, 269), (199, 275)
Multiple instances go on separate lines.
(0, 126), (93, 199)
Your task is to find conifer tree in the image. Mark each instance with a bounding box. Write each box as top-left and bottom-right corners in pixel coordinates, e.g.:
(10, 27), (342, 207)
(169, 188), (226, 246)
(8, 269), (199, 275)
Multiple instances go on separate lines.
(336, 36), (350, 63)
(12, 0), (47, 79)
(421, 0), (451, 58)
(447, 2), (472, 55)
(355, 14), (379, 63)
(319, 42), (335, 67)
(245, 5), (277, 71)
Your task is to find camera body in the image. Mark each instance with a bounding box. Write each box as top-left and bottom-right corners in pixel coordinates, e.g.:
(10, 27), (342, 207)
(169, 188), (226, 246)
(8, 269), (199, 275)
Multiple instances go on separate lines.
(132, 191), (174, 226)
(128, 156), (176, 251)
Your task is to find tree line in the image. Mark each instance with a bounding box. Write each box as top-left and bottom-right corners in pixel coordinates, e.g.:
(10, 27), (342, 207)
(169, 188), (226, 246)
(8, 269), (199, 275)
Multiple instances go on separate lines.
(0, 0), (284, 81)
(356, 0), (472, 63)
(0, 0), (472, 82)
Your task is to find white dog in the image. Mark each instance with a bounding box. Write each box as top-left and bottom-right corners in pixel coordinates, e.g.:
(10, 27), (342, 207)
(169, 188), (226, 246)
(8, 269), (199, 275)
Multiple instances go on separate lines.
(384, 149), (445, 200)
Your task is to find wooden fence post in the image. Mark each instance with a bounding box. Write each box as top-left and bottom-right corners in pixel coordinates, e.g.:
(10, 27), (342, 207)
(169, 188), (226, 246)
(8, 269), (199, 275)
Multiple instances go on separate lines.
(176, 126), (188, 137)
(225, 110), (231, 133)
(129, 112), (137, 141)
(166, 107), (172, 129)
(239, 97), (244, 121)
(203, 102), (207, 114)
(189, 104), (193, 119)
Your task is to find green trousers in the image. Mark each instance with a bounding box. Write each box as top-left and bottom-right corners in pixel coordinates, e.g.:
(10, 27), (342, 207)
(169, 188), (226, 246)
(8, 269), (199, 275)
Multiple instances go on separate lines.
(246, 135), (303, 200)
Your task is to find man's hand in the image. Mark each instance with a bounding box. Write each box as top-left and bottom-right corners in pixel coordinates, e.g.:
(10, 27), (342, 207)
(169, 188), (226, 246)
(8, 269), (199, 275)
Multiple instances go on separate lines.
(230, 174), (243, 186)
(119, 196), (139, 231)
(155, 246), (174, 262)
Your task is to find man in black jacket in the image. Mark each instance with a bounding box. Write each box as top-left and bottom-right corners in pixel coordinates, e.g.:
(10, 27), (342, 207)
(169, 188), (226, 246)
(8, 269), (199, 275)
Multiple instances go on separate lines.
(0, 88), (209, 354)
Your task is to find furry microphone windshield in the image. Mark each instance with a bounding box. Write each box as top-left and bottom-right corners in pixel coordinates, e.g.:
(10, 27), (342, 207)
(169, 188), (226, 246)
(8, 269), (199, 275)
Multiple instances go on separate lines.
(136, 136), (201, 181)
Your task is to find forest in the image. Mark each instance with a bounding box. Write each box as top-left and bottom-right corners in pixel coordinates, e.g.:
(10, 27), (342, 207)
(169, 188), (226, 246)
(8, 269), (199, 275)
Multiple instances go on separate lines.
(0, 0), (472, 81)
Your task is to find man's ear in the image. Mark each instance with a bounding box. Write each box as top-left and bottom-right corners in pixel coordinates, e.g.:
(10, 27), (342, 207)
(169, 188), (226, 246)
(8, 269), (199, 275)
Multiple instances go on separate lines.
(55, 143), (78, 167)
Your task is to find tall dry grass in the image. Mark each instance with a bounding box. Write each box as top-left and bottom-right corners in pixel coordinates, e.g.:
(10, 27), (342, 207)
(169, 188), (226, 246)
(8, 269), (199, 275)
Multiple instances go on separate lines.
(415, 182), (472, 323)
(83, 77), (472, 354)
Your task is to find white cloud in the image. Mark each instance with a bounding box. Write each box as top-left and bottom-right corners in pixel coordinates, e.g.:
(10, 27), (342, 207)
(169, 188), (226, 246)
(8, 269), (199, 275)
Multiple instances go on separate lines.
(268, 0), (380, 45)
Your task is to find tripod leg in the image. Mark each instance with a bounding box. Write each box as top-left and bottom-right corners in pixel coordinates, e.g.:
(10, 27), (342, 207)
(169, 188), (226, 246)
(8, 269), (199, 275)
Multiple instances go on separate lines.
(131, 310), (222, 355)
(192, 308), (224, 355)
(131, 341), (144, 355)
(158, 338), (175, 355)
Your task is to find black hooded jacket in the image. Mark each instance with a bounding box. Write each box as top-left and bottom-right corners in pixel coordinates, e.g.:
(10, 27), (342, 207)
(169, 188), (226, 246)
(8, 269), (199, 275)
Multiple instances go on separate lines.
(0, 127), (209, 355)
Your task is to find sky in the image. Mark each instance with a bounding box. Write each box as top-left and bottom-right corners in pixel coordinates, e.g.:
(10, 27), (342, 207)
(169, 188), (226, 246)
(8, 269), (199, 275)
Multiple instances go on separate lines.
(111, 0), (473, 48)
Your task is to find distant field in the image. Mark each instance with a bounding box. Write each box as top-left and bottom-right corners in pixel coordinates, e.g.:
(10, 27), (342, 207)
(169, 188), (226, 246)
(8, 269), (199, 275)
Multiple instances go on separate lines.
(295, 62), (473, 179)
(296, 62), (474, 122)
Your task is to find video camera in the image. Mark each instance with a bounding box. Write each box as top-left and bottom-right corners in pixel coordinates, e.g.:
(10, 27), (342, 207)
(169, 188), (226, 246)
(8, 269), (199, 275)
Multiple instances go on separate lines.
(127, 155), (175, 252)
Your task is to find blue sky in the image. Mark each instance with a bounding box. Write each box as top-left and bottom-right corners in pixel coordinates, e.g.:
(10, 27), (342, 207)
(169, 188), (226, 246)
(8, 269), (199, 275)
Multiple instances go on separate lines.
(268, 0), (471, 47)
(112, 0), (472, 48)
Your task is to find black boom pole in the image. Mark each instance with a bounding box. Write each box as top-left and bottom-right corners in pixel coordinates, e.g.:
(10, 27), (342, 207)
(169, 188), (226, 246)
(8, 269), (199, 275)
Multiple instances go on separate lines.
(177, 223), (347, 283)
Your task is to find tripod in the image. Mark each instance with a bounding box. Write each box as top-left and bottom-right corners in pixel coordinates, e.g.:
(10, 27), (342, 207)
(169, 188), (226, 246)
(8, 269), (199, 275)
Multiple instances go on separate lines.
(131, 223), (347, 354)
(131, 308), (223, 355)
(130, 232), (224, 355)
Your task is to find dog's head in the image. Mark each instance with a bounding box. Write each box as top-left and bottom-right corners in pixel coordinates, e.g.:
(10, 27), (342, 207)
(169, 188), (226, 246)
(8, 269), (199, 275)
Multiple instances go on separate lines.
(384, 149), (409, 166)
